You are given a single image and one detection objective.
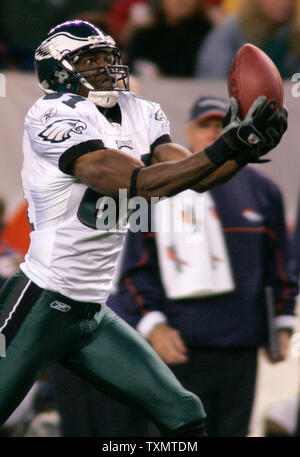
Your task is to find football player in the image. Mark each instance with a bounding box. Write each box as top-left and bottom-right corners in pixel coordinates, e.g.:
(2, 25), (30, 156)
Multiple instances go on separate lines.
(0, 20), (287, 435)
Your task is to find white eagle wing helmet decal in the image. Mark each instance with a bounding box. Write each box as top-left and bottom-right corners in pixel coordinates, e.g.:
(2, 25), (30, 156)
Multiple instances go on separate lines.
(35, 30), (114, 64)
(38, 119), (87, 143)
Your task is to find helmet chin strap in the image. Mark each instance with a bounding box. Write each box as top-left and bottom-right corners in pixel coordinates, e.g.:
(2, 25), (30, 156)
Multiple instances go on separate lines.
(77, 75), (120, 108)
(87, 90), (119, 108)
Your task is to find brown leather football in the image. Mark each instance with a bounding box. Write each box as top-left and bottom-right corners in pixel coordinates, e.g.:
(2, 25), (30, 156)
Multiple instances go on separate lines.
(228, 43), (283, 119)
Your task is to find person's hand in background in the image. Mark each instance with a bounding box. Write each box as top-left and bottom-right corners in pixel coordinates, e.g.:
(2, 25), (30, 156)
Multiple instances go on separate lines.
(148, 324), (189, 365)
(263, 329), (292, 364)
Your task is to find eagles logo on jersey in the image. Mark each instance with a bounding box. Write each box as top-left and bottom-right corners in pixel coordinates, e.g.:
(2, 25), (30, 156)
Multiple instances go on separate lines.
(38, 119), (87, 143)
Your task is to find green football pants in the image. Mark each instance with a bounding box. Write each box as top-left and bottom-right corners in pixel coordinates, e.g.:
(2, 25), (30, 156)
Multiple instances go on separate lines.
(0, 270), (205, 433)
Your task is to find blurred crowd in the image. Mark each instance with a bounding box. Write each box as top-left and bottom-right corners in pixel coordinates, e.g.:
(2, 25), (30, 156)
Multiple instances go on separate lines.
(0, 0), (300, 79)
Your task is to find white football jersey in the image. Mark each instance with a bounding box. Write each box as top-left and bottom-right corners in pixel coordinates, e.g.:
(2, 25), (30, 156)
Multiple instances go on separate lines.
(20, 91), (170, 303)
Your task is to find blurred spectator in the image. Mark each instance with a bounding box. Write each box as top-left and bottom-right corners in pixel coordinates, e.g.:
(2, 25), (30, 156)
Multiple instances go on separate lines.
(0, 198), (22, 289)
(196, 0), (300, 79)
(263, 200), (300, 437)
(110, 95), (298, 436)
(0, 0), (111, 71)
(107, 0), (224, 49)
(223, 0), (238, 13)
(202, 0), (227, 24)
(107, 0), (152, 47)
(127, 0), (212, 77)
(1, 202), (31, 256)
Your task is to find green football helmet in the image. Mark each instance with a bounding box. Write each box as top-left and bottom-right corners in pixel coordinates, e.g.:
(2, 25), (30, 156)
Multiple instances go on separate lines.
(34, 20), (129, 108)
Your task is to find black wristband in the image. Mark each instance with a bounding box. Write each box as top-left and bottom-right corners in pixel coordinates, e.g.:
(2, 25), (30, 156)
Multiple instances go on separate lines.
(204, 136), (233, 166)
(129, 167), (144, 198)
(234, 153), (271, 167)
(234, 154), (249, 167)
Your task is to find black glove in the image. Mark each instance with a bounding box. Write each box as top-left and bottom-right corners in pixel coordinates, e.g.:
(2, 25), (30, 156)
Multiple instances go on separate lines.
(234, 98), (288, 165)
(205, 96), (288, 167)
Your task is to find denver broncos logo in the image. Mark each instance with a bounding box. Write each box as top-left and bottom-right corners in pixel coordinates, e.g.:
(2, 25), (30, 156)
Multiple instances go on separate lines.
(38, 119), (87, 143)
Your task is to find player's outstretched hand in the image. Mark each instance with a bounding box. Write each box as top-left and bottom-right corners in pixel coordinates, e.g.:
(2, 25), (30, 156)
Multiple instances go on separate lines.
(221, 96), (288, 166)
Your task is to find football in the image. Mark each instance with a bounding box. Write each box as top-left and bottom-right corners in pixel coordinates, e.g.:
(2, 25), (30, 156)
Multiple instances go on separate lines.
(227, 43), (283, 119)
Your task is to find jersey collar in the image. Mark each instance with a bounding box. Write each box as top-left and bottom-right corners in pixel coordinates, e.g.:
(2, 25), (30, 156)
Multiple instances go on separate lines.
(98, 103), (122, 125)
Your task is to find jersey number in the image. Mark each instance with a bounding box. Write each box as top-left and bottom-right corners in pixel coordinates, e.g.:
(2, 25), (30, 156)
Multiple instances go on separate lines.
(43, 93), (86, 109)
(78, 188), (125, 230)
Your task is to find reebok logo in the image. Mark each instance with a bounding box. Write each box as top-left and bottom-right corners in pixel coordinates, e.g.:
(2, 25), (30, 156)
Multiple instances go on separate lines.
(50, 301), (71, 313)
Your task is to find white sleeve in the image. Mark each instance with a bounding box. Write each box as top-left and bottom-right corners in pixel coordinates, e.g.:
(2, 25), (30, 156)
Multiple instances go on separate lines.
(25, 95), (105, 174)
(136, 311), (168, 339)
(148, 103), (171, 149)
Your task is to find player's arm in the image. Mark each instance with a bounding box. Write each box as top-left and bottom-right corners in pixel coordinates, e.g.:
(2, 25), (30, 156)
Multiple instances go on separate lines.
(73, 146), (218, 201)
(74, 97), (287, 200)
(151, 142), (240, 192)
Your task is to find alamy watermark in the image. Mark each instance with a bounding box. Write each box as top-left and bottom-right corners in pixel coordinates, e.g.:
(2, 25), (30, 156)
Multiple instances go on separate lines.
(291, 73), (300, 98)
(95, 189), (206, 242)
(0, 332), (6, 357)
(0, 73), (6, 98)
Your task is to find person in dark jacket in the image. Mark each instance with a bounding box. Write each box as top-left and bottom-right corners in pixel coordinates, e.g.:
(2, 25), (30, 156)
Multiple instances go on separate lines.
(126, 0), (212, 77)
(262, 192), (300, 437)
(196, 0), (300, 79)
(110, 95), (298, 436)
